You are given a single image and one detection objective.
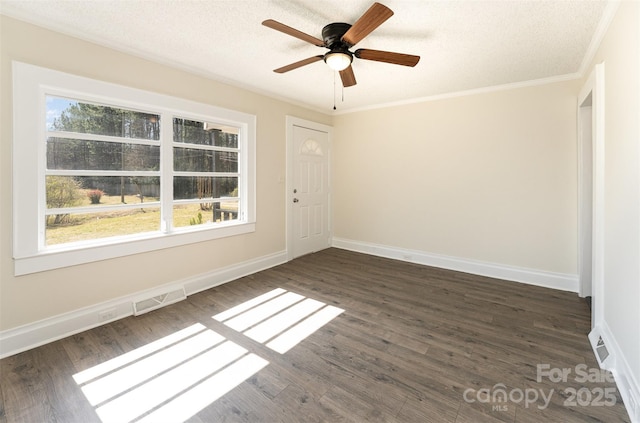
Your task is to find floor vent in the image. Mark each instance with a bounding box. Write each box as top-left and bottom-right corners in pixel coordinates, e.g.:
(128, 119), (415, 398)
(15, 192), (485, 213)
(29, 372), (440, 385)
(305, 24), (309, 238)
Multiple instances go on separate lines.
(595, 336), (610, 362)
(133, 286), (186, 316)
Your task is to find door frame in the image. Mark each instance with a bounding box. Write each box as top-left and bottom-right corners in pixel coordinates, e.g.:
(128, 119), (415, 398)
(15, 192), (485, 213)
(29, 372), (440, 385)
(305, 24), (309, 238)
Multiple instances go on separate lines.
(577, 63), (605, 330)
(577, 99), (593, 299)
(285, 116), (333, 261)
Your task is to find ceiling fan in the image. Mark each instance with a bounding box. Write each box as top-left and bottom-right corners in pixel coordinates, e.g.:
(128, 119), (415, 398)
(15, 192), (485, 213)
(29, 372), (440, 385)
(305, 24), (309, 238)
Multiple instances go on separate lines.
(262, 2), (420, 88)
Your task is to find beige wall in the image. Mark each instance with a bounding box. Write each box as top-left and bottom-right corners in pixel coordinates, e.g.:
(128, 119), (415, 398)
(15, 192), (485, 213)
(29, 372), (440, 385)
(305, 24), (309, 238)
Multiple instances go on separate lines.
(0, 16), (331, 331)
(333, 80), (580, 274)
(585, 0), (640, 395)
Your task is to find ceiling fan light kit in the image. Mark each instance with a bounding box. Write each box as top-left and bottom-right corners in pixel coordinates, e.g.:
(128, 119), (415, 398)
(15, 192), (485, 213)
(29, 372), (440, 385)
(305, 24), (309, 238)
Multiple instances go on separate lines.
(324, 51), (353, 71)
(263, 2), (420, 90)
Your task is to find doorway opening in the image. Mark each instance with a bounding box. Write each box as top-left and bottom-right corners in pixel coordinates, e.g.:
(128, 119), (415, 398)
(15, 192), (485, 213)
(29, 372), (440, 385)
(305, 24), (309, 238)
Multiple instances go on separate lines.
(578, 63), (604, 337)
(578, 92), (593, 314)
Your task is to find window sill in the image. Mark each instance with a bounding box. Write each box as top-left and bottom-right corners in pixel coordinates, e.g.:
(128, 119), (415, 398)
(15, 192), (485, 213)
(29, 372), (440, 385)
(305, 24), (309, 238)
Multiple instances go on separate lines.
(14, 222), (256, 276)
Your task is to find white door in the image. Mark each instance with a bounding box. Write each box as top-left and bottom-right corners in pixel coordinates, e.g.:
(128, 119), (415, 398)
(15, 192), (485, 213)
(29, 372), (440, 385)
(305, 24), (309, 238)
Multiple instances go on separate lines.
(291, 124), (330, 258)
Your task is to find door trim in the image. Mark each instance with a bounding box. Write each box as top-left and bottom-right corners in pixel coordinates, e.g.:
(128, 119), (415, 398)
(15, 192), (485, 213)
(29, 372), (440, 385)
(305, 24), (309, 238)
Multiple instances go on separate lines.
(578, 63), (605, 330)
(285, 116), (333, 261)
(577, 92), (593, 299)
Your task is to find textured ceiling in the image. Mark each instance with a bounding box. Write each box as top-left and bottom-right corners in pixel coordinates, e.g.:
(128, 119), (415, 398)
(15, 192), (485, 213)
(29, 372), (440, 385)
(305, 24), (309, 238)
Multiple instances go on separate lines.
(1, 0), (611, 113)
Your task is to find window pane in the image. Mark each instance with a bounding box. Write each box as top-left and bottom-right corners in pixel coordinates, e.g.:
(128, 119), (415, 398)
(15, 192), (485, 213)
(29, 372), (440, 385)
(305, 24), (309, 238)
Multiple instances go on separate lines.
(173, 176), (238, 201)
(47, 138), (160, 171)
(173, 118), (238, 148)
(173, 148), (238, 172)
(45, 207), (161, 246)
(46, 176), (160, 210)
(173, 201), (239, 228)
(46, 96), (160, 140)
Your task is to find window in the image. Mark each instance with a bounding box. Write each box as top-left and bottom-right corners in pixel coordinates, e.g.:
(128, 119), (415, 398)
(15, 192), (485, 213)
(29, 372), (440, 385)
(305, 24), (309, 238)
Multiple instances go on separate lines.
(171, 118), (240, 229)
(13, 62), (256, 275)
(45, 97), (162, 245)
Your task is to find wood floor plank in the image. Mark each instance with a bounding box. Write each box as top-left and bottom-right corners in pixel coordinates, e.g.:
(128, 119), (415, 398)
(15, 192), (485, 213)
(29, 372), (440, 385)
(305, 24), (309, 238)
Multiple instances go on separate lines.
(318, 384), (395, 423)
(0, 248), (631, 423)
(455, 401), (516, 423)
(193, 379), (285, 423)
(271, 383), (336, 423)
(395, 395), (459, 423)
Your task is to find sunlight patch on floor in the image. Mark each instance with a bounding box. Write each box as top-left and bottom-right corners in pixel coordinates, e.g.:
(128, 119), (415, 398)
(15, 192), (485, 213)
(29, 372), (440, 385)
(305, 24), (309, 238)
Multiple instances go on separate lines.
(214, 288), (344, 353)
(73, 323), (205, 386)
(73, 288), (343, 422)
(212, 288), (286, 322)
(136, 354), (268, 423)
(266, 305), (344, 353)
(73, 323), (268, 423)
(82, 329), (225, 406)
(243, 298), (324, 343)
(223, 292), (304, 332)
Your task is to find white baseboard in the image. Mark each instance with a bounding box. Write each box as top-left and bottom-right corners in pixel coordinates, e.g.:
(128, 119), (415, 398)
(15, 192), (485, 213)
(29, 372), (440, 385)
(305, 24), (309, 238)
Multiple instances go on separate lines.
(332, 237), (579, 292)
(183, 250), (287, 296)
(590, 323), (640, 423)
(0, 250), (287, 359)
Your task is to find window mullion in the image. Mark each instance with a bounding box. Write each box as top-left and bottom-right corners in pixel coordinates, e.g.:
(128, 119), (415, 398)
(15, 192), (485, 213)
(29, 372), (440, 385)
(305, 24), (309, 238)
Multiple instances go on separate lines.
(161, 114), (174, 233)
(46, 202), (160, 215)
(37, 90), (48, 251)
(45, 170), (160, 177)
(238, 124), (246, 222)
(46, 130), (160, 147)
(173, 171), (240, 178)
(172, 143), (238, 153)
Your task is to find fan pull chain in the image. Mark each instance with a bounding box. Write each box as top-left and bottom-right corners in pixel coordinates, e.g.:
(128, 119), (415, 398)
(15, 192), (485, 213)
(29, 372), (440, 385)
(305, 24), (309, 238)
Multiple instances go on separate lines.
(332, 71), (345, 111)
(333, 72), (337, 110)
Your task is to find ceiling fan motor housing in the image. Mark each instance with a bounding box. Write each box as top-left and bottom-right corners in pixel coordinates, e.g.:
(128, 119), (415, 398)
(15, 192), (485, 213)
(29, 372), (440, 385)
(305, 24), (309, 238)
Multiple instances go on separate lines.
(322, 22), (353, 48)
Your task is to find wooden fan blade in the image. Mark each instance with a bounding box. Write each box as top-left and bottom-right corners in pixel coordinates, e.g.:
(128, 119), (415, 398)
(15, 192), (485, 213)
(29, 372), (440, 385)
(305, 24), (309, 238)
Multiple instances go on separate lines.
(339, 66), (357, 87)
(341, 2), (393, 47)
(355, 49), (420, 67)
(274, 56), (324, 73)
(262, 19), (325, 47)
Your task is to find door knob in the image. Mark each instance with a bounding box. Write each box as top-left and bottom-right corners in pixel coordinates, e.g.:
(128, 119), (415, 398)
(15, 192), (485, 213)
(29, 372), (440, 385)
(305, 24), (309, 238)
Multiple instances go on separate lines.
(293, 198), (299, 203)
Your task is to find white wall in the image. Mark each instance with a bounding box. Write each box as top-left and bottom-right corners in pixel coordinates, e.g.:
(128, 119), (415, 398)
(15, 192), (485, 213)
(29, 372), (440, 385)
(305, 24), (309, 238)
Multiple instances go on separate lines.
(584, 1), (640, 417)
(333, 80), (580, 277)
(0, 16), (331, 334)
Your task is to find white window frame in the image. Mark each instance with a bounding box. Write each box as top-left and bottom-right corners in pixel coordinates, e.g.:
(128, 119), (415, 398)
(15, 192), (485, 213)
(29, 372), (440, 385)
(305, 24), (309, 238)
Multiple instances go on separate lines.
(12, 62), (256, 276)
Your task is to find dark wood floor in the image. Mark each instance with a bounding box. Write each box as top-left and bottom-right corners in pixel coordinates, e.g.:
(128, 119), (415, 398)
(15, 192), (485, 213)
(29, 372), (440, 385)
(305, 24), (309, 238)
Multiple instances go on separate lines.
(0, 248), (630, 422)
